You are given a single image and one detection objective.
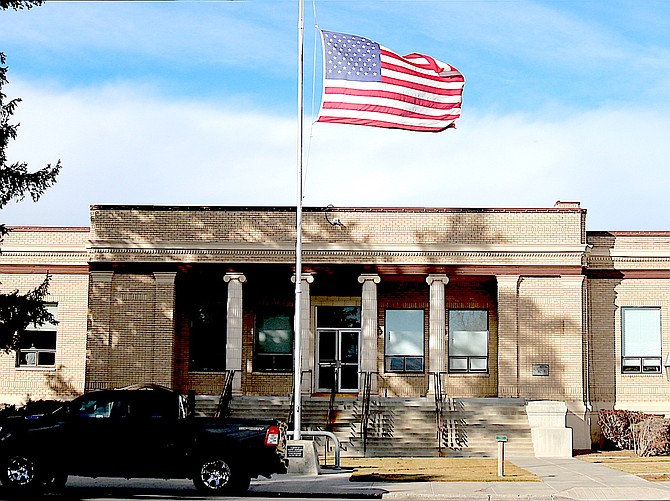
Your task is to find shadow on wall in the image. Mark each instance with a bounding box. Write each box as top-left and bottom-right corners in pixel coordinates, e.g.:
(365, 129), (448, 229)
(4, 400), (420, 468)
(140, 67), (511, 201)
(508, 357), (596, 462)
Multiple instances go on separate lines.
(45, 365), (81, 399)
(586, 232), (623, 414)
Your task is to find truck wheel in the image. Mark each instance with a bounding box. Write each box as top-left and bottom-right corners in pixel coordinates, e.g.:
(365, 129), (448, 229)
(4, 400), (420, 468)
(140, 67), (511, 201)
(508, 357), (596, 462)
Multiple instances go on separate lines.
(0, 455), (43, 493)
(193, 457), (250, 495)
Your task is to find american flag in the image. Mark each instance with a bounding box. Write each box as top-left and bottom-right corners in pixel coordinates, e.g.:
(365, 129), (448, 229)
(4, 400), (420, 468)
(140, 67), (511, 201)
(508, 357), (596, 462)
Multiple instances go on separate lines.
(316, 30), (464, 133)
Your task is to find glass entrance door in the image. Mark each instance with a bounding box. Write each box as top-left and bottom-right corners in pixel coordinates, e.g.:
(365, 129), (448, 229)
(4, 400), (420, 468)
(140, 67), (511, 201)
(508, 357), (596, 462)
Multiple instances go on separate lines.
(316, 329), (360, 392)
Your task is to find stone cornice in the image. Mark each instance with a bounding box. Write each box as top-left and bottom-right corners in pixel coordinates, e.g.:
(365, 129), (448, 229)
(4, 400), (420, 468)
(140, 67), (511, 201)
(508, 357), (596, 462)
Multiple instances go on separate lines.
(88, 240), (589, 255)
(588, 255), (670, 264)
(88, 247), (587, 263)
(588, 249), (670, 259)
(1, 248), (87, 256)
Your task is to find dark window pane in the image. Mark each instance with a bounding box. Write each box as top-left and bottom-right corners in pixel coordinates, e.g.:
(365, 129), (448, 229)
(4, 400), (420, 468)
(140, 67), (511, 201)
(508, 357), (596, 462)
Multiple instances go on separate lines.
(256, 313), (293, 354)
(319, 331), (337, 362)
(318, 366), (335, 389)
(387, 357), (404, 372)
(32, 331), (57, 350)
(316, 307), (361, 328)
(38, 352), (55, 366)
(254, 354), (293, 372)
(340, 365), (358, 391)
(18, 330), (56, 350)
(405, 357), (424, 372)
(18, 332), (35, 349)
(340, 331), (358, 363)
(189, 302), (226, 372)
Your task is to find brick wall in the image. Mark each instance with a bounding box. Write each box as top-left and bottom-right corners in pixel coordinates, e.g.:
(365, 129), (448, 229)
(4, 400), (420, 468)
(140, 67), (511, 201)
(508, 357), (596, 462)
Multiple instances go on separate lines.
(0, 227), (89, 405)
(89, 206), (587, 267)
(588, 278), (670, 411)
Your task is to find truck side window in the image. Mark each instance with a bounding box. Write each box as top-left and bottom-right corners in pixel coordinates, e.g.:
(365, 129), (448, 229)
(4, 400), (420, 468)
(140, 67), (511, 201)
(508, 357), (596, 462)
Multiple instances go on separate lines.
(76, 398), (110, 418)
(75, 397), (126, 419)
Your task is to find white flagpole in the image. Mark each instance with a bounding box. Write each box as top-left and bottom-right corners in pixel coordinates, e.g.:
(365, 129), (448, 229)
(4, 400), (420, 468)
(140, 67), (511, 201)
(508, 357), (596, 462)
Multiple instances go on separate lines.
(293, 0), (305, 441)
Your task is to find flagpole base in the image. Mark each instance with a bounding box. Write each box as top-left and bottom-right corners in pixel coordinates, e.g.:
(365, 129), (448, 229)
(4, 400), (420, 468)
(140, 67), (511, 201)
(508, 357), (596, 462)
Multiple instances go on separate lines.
(286, 440), (321, 476)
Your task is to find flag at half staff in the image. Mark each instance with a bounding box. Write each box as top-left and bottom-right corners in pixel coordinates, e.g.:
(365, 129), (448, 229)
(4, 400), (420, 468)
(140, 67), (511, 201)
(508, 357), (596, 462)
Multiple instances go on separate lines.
(316, 30), (464, 133)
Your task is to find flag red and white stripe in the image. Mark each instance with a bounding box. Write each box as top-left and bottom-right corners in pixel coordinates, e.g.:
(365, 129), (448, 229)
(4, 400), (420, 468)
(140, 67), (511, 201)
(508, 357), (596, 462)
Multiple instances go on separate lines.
(316, 30), (464, 132)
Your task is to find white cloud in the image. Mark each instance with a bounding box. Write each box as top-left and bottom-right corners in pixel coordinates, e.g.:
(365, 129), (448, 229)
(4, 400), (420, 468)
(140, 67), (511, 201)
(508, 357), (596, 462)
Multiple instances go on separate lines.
(2, 80), (669, 231)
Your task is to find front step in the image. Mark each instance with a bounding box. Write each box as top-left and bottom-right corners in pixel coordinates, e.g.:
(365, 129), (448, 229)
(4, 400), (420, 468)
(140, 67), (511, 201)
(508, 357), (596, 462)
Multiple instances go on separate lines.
(201, 395), (536, 458)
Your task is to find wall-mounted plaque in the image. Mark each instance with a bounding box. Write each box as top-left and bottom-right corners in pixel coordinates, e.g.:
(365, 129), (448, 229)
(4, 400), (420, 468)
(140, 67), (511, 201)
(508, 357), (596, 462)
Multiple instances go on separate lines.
(287, 444), (304, 458)
(532, 364), (549, 376)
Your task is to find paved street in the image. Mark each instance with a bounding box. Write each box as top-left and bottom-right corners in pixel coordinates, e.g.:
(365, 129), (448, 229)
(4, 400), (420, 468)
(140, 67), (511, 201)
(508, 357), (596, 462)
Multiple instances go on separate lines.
(4, 457), (670, 500)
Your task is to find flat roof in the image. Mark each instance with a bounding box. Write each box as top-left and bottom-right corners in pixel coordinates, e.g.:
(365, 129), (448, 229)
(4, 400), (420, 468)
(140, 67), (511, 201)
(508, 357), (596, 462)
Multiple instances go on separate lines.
(89, 204), (586, 214)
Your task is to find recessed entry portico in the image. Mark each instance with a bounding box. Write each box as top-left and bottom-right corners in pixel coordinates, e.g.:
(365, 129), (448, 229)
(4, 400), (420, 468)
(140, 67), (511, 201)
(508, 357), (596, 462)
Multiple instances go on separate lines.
(315, 306), (361, 393)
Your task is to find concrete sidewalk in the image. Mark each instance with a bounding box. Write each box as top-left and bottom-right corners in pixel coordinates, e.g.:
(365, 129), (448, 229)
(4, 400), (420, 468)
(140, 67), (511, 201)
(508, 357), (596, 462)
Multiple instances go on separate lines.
(249, 457), (670, 500)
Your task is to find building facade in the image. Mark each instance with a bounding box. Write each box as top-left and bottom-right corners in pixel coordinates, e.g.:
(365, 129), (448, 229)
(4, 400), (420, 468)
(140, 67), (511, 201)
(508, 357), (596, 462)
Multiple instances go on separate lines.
(0, 226), (89, 404)
(1, 202), (669, 453)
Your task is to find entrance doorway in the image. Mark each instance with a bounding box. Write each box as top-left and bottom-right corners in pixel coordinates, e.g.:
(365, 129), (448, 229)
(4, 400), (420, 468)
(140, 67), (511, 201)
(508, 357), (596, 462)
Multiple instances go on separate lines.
(316, 329), (359, 392)
(315, 306), (361, 393)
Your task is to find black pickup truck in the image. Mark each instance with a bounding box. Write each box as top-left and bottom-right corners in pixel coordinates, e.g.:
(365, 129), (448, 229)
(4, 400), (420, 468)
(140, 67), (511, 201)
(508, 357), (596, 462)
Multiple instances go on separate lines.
(0, 385), (288, 495)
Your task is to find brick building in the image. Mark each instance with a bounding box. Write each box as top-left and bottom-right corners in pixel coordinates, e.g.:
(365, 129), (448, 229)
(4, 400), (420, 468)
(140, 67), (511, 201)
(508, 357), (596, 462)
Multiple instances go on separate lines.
(1, 202), (669, 454)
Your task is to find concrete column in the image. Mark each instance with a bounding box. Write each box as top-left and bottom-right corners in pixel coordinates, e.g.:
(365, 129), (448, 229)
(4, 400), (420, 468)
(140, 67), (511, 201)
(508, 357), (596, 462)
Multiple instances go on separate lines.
(153, 272), (178, 389)
(88, 271), (114, 390)
(427, 274), (449, 395)
(358, 273), (381, 395)
(496, 275), (521, 398)
(292, 273), (314, 394)
(224, 272), (246, 395)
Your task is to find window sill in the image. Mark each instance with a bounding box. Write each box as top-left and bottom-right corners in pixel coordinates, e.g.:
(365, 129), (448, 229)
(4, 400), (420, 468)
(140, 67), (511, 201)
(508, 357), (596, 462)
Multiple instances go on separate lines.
(620, 372), (663, 376)
(447, 372), (490, 377)
(15, 366), (57, 371)
(384, 372), (425, 376)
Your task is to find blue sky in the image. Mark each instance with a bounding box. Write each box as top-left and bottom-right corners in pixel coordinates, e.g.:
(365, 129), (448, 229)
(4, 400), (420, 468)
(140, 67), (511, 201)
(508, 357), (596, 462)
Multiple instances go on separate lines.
(1, 0), (669, 230)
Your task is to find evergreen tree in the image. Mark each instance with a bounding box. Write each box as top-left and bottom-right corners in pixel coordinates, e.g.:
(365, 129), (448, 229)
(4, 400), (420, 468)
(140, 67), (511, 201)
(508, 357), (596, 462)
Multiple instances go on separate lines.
(1, 0), (61, 352)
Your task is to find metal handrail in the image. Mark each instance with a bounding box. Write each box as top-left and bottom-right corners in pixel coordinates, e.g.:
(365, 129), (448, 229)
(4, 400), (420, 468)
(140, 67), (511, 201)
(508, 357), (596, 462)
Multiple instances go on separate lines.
(215, 369), (237, 418)
(287, 430), (342, 469)
(287, 391), (294, 428)
(360, 371), (377, 455)
(327, 366), (338, 431)
(431, 371), (446, 453)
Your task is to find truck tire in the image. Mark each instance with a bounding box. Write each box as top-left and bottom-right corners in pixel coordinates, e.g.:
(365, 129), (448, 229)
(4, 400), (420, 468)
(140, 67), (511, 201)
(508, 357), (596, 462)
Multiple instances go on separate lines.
(0, 455), (43, 493)
(193, 457), (251, 495)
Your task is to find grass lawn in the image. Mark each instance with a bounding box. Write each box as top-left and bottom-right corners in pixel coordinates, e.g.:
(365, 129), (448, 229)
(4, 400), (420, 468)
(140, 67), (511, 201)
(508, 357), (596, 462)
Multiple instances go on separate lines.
(577, 450), (670, 481)
(338, 451), (670, 483)
(341, 457), (540, 482)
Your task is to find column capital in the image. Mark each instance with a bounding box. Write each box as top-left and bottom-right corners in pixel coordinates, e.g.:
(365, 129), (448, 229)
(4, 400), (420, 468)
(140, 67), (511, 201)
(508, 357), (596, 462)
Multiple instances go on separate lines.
(153, 272), (177, 285)
(223, 272), (247, 284)
(426, 274), (449, 286)
(358, 273), (381, 284)
(291, 272), (314, 284)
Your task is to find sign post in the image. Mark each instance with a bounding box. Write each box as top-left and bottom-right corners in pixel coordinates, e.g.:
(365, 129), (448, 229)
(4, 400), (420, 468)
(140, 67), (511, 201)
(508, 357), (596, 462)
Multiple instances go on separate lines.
(496, 435), (507, 477)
